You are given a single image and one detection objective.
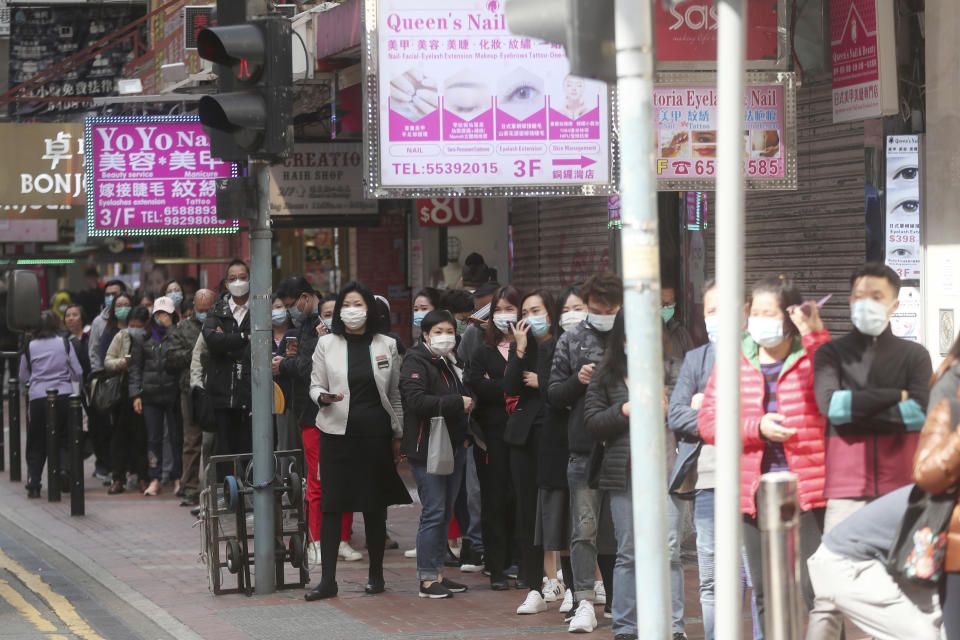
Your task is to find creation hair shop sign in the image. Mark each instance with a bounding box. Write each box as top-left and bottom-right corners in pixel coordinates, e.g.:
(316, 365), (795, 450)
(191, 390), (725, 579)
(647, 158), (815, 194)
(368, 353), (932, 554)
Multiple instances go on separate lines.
(85, 116), (238, 237)
(362, 0), (617, 198)
(654, 72), (797, 191)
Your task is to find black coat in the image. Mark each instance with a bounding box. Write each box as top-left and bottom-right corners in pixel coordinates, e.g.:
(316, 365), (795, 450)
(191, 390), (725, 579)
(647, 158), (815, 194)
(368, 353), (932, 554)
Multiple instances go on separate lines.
(277, 314), (322, 426)
(465, 342), (509, 440)
(201, 295), (251, 410)
(503, 339), (545, 447)
(536, 336), (568, 489)
(129, 330), (179, 406)
(399, 342), (470, 464)
(583, 375), (630, 492)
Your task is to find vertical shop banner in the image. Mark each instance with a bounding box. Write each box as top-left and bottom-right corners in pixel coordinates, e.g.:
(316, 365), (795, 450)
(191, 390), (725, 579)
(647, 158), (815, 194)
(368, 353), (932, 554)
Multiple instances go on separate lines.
(85, 116), (238, 237)
(885, 134), (921, 343)
(364, 0), (616, 197)
(0, 123), (85, 219)
(655, 73), (797, 190)
(269, 143), (378, 218)
(829, 0), (897, 123)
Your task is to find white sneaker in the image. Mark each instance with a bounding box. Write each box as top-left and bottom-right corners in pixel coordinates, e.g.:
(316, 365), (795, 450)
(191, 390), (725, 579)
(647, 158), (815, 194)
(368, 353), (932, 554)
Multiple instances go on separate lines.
(338, 540), (362, 562)
(568, 600), (597, 633)
(594, 580), (606, 605)
(403, 548), (417, 558)
(517, 589), (548, 615)
(559, 588), (574, 613)
(306, 541), (322, 566)
(543, 578), (564, 603)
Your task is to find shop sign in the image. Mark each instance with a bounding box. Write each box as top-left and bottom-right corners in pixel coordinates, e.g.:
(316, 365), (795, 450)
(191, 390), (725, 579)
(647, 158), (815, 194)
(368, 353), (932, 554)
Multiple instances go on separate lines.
(655, 0), (787, 70)
(363, 0), (617, 198)
(829, 0), (897, 123)
(0, 123), (85, 220)
(269, 143), (377, 218)
(85, 116), (238, 237)
(654, 72), (797, 191)
(885, 134), (922, 343)
(183, 5), (214, 50)
(417, 198), (482, 226)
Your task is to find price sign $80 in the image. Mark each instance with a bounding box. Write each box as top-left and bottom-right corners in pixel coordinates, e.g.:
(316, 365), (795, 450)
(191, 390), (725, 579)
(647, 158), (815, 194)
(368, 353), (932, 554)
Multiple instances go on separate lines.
(417, 198), (483, 227)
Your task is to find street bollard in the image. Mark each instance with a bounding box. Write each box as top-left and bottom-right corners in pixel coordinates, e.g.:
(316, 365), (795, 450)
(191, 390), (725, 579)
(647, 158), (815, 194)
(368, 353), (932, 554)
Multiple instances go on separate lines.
(8, 376), (21, 482)
(45, 389), (60, 502)
(68, 394), (83, 516)
(758, 471), (803, 640)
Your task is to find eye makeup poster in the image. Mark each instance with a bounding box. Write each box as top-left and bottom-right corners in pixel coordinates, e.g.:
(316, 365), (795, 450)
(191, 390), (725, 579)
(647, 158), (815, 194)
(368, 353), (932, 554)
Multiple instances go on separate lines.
(371, 0), (612, 191)
(885, 134), (921, 342)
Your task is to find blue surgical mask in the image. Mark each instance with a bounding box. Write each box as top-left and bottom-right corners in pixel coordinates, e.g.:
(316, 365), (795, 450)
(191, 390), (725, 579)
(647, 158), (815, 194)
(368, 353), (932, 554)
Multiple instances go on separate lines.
(195, 311), (208, 323)
(413, 311), (428, 329)
(660, 304), (676, 324)
(850, 299), (891, 337)
(321, 317), (333, 330)
(114, 306), (131, 321)
(104, 295), (114, 309)
(748, 316), (785, 349)
(526, 314), (550, 338)
(167, 291), (184, 307)
(127, 327), (145, 340)
(288, 302), (305, 327)
(704, 315), (720, 343)
(271, 308), (288, 326)
(588, 313), (616, 333)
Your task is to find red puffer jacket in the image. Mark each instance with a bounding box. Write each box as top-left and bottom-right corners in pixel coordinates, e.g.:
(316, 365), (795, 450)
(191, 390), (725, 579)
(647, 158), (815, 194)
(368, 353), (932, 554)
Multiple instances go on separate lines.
(699, 329), (830, 517)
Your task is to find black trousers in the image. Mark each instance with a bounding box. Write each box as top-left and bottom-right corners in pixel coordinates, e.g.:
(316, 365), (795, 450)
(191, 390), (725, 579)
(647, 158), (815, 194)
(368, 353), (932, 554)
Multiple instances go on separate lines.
(88, 403), (113, 473)
(26, 396), (70, 489)
(320, 510), (386, 587)
(474, 433), (515, 581)
(214, 408), (252, 482)
(111, 397), (147, 482)
(510, 426), (544, 592)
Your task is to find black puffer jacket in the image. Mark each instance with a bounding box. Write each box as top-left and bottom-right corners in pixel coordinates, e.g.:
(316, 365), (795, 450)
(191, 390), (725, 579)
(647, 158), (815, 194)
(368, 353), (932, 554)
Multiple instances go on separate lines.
(277, 313), (322, 426)
(201, 295), (251, 410)
(399, 342), (471, 464)
(547, 322), (609, 455)
(129, 329), (179, 406)
(583, 375), (630, 491)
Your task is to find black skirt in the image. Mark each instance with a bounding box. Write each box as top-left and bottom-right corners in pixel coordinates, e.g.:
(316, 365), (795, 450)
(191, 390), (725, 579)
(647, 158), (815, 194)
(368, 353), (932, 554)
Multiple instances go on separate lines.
(318, 432), (412, 513)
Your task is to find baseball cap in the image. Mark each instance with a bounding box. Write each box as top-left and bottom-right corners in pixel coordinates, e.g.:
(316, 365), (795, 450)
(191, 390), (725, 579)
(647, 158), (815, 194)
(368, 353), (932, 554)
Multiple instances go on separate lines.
(153, 296), (176, 315)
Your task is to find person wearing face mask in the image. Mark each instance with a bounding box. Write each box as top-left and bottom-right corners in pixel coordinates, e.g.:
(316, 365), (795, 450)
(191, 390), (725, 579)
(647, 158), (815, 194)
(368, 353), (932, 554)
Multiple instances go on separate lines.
(88, 279), (129, 482)
(813, 263), (933, 531)
(504, 289), (564, 615)
(271, 295), (290, 349)
(440, 289), (474, 340)
(202, 259), (254, 482)
(63, 304), (91, 381)
(104, 305), (151, 494)
(163, 279), (185, 319)
(304, 281), (412, 601)
(129, 296), (180, 496)
(548, 273), (622, 632)
(412, 288), (441, 340)
(465, 285), (525, 592)
(89, 279), (128, 375)
(400, 310), (475, 598)
(699, 275), (832, 635)
(456, 280), (500, 367)
(164, 289), (216, 507)
(275, 277), (360, 565)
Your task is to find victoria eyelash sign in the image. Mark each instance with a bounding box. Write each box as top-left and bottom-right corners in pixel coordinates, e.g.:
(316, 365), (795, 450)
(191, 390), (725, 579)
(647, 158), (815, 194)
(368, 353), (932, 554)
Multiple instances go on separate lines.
(363, 0), (616, 198)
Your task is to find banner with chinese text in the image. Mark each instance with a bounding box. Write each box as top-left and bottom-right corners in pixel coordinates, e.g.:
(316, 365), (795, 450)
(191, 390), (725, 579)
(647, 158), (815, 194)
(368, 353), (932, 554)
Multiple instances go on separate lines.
(885, 134), (922, 342)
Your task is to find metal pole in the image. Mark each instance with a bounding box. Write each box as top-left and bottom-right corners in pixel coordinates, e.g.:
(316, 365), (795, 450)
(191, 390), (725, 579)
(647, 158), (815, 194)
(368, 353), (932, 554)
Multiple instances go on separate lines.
(615, 0), (670, 637)
(45, 389), (60, 502)
(715, 1), (747, 639)
(249, 158), (276, 594)
(8, 376), (21, 482)
(69, 394), (84, 516)
(758, 472), (803, 640)
(0, 364), (5, 473)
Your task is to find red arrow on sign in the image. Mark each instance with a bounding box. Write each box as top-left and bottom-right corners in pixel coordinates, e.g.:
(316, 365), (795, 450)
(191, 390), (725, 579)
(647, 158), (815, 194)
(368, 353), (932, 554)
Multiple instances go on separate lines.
(552, 155), (596, 168)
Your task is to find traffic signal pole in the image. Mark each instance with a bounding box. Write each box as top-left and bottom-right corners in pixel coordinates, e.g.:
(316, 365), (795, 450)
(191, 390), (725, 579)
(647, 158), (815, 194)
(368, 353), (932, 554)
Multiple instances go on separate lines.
(614, 1), (671, 638)
(714, 2), (746, 639)
(249, 158), (276, 594)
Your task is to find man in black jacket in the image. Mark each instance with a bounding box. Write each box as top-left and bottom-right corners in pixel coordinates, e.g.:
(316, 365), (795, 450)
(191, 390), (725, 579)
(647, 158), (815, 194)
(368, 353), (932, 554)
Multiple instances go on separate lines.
(548, 271), (621, 633)
(202, 260), (253, 481)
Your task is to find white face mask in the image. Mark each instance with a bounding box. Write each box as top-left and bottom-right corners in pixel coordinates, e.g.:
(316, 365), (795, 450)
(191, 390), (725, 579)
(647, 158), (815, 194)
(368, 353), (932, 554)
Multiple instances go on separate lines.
(588, 313), (616, 333)
(851, 299), (891, 336)
(748, 316), (785, 349)
(704, 315), (720, 343)
(340, 307), (367, 330)
(560, 310), (587, 332)
(492, 313), (517, 332)
(430, 334), (456, 355)
(228, 279), (250, 298)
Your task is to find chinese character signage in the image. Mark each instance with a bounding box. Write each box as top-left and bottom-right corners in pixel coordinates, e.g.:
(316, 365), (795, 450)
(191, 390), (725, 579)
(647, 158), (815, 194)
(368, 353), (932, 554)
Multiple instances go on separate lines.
(363, 0), (616, 198)
(829, 0), (897, 123)
(654, 72), (797, 191)
(655, 0), (786, 70)
(184, 5), (214, 50)
(269, 143), (378, 218)
(885, 134), (921, 342)
(0, 123), (85, 219)
(85, 116), (238, 237)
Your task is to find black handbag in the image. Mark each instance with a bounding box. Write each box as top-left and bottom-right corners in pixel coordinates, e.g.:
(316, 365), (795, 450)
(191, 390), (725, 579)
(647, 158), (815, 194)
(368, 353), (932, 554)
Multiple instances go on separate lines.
(91, 373), (124, 413)
(192, 386), (218, 433)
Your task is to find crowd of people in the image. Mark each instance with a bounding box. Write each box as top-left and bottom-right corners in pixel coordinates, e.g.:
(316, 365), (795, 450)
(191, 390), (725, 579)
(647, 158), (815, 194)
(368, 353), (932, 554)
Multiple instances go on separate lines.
(14, 254), (960, 640)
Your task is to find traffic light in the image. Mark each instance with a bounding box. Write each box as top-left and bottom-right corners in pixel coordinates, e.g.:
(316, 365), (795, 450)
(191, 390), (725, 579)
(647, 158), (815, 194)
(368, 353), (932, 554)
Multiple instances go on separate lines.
(197, 15), (293, 161)
(504, 0), (615, 83)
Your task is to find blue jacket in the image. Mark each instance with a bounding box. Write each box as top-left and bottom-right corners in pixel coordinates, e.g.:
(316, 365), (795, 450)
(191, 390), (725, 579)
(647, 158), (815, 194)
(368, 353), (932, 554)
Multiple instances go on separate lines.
(667, 342), (715, 492)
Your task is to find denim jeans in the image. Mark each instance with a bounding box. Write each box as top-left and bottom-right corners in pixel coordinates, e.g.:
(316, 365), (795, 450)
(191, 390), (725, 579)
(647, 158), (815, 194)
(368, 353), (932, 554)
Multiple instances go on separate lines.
(464, 444), (484, 552)
(693, 489), (716, 640)
(568, 452), (615, 602)
(410, 446), (467, 581)
(609, 490), (637, 637)
(667, 493), (692, 634)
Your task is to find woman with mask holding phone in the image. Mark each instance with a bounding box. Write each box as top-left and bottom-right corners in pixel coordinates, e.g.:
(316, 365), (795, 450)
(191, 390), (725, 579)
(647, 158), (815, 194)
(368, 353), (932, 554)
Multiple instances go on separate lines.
(698, 276), (831, 634)
(305, 281), (411, 601)
(163, 279), (185, 320)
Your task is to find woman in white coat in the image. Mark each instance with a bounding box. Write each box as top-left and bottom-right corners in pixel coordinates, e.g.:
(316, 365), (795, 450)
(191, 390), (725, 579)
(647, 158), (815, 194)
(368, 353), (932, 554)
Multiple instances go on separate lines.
(305, 281), (412, 601)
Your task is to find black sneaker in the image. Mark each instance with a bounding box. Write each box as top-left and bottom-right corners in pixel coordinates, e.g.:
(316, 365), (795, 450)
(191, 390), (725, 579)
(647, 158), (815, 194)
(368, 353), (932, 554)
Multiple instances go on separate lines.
(441, 577), (467, 593)
(444, 547), (460, 567)
(419, 581), (453, 599)
(505, 565), (519, 579)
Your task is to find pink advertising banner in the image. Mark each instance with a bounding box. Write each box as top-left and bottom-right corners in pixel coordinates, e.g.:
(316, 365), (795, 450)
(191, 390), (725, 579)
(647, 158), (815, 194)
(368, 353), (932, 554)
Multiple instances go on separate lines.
(85, 116), (237, 237)
(366, 0), (615, 197)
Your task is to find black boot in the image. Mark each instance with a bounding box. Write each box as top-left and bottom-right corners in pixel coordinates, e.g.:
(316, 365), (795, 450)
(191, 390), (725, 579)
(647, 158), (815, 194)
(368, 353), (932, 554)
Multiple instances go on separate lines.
(304, 581), (338, 601)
